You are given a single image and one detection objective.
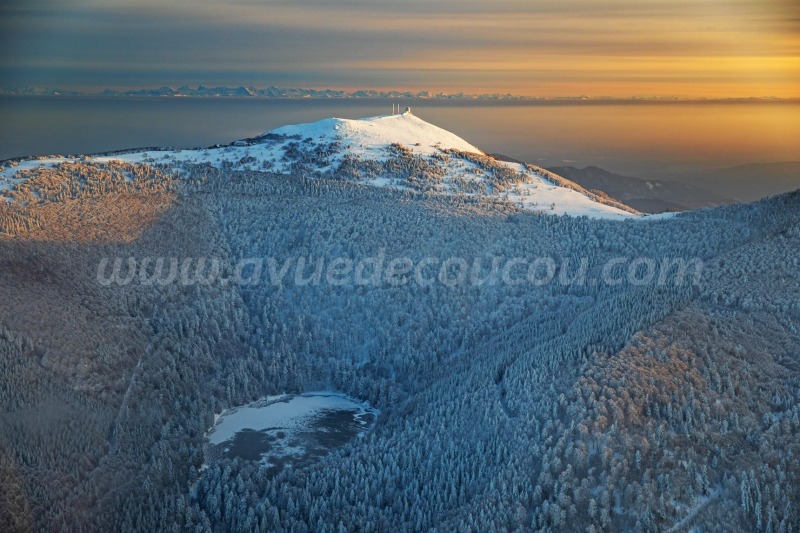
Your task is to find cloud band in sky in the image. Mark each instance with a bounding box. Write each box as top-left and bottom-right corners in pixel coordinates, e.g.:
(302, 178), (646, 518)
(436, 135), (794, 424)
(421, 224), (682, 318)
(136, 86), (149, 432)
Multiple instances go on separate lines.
(1, 0), (798, 97)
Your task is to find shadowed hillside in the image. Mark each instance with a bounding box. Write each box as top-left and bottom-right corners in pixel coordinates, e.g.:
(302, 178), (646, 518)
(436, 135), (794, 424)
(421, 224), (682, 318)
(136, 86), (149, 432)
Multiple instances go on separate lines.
(1, 157), (798, 530)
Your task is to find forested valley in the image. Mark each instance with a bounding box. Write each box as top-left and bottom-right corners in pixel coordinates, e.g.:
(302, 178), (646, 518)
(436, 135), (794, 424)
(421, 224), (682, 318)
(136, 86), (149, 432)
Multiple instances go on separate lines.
(1, 160), (799, 531)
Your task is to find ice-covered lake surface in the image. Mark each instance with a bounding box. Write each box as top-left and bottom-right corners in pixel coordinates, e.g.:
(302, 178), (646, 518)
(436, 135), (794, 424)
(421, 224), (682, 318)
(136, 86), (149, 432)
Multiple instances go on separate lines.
(205, 392), (378, 474)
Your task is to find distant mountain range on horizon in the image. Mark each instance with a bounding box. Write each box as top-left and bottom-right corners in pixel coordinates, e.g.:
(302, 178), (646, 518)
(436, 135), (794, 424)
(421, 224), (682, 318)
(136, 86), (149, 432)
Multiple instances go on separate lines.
(1, 85), (795, 102)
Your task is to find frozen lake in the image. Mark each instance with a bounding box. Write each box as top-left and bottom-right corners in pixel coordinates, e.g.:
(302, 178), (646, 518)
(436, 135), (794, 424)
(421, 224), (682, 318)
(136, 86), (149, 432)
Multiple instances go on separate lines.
(205, 392), (378, 475)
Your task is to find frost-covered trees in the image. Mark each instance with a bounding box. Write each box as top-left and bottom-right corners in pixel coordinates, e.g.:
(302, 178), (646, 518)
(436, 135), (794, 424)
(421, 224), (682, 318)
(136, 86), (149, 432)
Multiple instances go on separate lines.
(1, 162), (798, 531)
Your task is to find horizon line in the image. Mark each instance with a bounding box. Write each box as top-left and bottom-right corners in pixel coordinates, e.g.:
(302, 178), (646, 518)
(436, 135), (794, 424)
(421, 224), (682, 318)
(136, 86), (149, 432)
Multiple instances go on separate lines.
(1, 86), (798, 102)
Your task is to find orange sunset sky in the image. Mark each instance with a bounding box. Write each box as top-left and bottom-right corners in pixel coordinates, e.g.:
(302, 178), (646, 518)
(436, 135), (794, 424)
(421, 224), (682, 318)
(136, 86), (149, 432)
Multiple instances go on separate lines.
(1, 0), (798, 98)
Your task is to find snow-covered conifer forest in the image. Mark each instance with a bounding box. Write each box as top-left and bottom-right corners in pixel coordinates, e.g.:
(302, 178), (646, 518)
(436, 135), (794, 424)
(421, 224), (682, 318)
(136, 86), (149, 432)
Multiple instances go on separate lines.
(0, 115), (799, 532)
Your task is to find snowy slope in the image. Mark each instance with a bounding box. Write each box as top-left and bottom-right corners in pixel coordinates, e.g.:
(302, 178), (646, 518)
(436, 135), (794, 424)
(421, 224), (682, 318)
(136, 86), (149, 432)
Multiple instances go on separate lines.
(270, 113), (483, 158)
(0, 111), (641, 219)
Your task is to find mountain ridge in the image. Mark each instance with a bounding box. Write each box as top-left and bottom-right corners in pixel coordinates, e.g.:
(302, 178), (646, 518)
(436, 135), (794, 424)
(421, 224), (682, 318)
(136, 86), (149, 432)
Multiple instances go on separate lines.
(547, 165), (732, 212)
(1, 114), (799, 532)
(0, 112), (641, 220)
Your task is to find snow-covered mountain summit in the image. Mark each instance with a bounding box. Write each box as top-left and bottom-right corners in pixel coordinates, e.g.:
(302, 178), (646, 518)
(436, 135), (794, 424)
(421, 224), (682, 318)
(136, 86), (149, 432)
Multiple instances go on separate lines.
(268, 111), (483, 158)
(0, 111), (640, 219)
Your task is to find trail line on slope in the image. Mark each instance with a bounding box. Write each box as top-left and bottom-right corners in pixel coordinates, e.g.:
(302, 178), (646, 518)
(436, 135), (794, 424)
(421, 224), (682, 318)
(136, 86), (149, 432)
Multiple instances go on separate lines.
(107, 347), (146, 455)
(665, 488), (721, 533)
